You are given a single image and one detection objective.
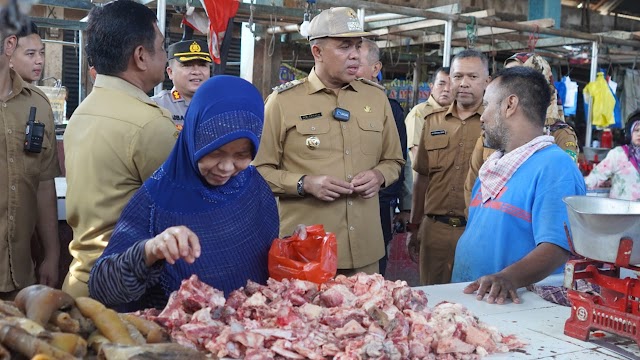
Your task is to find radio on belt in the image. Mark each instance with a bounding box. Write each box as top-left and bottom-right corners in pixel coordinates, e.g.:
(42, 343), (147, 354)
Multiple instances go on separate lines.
(24, 106), (45, 153)
(332, 107), (350, 122)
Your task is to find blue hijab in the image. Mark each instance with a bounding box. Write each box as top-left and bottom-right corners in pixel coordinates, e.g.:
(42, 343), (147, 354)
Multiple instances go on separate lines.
(92, 76), (279, 311)
(146, 75), (264, 212)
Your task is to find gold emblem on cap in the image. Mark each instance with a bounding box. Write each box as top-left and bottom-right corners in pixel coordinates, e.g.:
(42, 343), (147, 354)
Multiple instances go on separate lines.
(306, 136), (320, 150)
(364, 106), (372, 113)
(189, 41), (201, 53)
(347, 9), (357, 18)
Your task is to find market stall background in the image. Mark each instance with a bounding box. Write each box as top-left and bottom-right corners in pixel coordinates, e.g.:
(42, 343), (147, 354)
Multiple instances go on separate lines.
(24, 0), (640, 304)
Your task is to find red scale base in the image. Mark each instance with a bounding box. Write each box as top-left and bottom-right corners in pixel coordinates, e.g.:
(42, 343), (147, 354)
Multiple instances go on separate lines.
(564, 237), (640, 345)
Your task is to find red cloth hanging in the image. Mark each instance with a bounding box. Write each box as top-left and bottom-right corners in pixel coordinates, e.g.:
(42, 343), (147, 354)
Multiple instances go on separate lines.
(182, 0), (240, 64)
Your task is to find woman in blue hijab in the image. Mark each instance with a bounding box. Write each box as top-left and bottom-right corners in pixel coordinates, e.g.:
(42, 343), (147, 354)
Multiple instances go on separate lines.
(88, 75), (280, 311)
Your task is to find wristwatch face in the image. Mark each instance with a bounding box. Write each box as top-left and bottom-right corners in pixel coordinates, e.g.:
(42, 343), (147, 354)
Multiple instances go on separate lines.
(297, 178), (304, 195)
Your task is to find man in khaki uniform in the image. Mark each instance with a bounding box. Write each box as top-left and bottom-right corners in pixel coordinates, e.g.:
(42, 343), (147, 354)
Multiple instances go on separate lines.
(405, 67), (452, 162)
(151, 39), (211, 130)
(63, 0), (177, 298)
(463, 53), (579, 209)
(10, 21), (44, 83)
(397, 67), (453, 226)
(407, 49), (489, 285)
(254, 7), (404, 275)
(0, 31), (60, 299)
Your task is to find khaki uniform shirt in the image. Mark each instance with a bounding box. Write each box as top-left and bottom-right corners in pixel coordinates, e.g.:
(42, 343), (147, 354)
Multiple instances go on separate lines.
(63, 75), (177, 297)
(151, 87), (188, 130)
(463, 124), (579, 209)
(405, 95), (442, 149)
(413, 102), (483, 218)
(0, 71), (60, 292)
(253, 69), (404, 269)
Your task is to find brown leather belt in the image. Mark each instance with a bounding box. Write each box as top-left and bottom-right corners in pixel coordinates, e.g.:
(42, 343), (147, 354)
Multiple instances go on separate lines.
(428, 215), (467, 227)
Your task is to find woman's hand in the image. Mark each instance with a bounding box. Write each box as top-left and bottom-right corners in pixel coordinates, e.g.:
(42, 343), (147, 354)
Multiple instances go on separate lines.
(144, 226), (201, 267)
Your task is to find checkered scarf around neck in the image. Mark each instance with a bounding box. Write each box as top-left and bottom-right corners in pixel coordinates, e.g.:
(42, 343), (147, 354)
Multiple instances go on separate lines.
(478, 135), (555, 203)
(144, 75), (264, 212)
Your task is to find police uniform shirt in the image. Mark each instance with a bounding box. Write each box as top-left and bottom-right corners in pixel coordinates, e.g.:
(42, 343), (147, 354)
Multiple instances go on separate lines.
(413, 102), (483, 218)
(253, 69), (404, 269)
(151, 87), (188, 130)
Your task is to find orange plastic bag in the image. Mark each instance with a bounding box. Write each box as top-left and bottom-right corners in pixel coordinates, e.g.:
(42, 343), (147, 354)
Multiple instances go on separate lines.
(268, 224), (337, 284)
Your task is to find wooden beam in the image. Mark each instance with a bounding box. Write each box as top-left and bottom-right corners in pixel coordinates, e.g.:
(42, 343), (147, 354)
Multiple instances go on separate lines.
(370, 9), (494, 36)
(366, 4), (458, 29)
(465, 29), (638, 53)
(457, 36), (591, 53)
(376, 18), (555, 48)
(319, 0), (640, 48)
(38, 0), (93, 10)
(32, 17), (87, 31)
(234, 3), (305, 25)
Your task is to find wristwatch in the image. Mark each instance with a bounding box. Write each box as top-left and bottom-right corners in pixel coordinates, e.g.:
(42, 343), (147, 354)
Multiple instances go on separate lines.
(297, 175), (306, 196)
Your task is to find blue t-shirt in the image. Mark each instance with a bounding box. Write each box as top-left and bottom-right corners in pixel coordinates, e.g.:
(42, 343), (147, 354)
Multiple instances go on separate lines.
(452, 145), (586, 283)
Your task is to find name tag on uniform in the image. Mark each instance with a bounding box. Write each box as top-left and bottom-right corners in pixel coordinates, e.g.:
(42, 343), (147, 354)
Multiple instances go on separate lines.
(300, 112), (322, 120)
(430, 130), (446, 136)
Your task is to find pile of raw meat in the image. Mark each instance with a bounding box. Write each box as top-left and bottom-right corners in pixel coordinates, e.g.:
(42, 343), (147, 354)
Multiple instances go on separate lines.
(145, 273), (525, 359)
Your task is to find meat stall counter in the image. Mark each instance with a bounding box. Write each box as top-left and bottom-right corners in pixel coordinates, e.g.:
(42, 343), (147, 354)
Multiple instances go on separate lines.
(417, 282), (640, 359)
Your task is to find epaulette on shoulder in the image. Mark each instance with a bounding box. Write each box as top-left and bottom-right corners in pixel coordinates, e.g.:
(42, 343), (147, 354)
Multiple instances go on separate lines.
(357, 77), (385, 91)
(28, 84), (52, 106)
(273, 79), (305, 93)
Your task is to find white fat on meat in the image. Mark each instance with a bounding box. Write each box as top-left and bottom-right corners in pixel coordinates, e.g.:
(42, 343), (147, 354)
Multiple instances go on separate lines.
(244, 348), (275, 360)
(243, 291), (268, 308)
(251, 328), (293, 340)
(156, 274), (524, 359)
(318, 284), (357, 307)
(335, 319), (367, 338)
(298, 302), (325, 321)
(229, 331), (266, 349)
(271, 339), (305, 359)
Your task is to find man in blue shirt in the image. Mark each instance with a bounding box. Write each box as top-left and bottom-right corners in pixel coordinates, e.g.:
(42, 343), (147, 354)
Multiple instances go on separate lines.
(452, 67), (585, 305)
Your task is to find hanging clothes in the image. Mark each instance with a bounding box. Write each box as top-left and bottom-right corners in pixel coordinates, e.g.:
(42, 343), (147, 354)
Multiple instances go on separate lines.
(622, 69), (640, 124)
(554, 79), (566, 110)
(562, 76), (578, 116)
(182, 0), (240, 64)
(583, 72), (616, 127)
(608, 77), (622, 129)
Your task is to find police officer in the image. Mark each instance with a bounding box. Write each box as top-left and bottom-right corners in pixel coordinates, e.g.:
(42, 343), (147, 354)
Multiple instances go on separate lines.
(253, 7), (404, 276)
(152, 39), (211, 130)
(407, 49), (490, 285)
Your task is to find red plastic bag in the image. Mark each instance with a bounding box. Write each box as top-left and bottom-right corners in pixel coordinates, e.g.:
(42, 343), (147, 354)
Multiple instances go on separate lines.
(268, 224), (337, 284)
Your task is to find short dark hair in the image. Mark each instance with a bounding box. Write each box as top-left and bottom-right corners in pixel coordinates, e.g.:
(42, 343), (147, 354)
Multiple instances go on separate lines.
(85, 0), (159, 76)
(17, 21), (38, 38)
(451, 49), (489, 74)
(492, 66), (551, 127)
(430, 66), (449, 84)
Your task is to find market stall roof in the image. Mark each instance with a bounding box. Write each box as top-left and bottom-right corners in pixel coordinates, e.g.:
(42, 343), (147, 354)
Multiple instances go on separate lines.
(33, 0), (640, 66)
(562, 0), (640, 20)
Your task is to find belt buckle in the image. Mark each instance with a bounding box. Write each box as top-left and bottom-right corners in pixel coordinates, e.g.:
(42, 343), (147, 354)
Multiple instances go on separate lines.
(449, 217), (461, 227)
